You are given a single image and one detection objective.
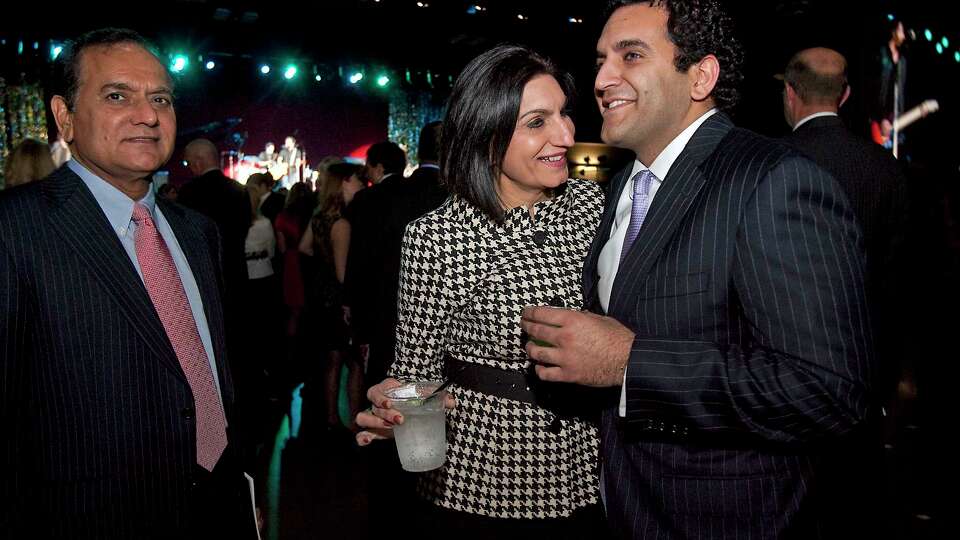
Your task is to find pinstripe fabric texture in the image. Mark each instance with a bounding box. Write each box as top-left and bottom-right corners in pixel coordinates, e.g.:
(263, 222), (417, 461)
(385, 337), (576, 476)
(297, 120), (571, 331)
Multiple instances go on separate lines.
(583, 113), (873, 539)
(0, 166), (241, 538)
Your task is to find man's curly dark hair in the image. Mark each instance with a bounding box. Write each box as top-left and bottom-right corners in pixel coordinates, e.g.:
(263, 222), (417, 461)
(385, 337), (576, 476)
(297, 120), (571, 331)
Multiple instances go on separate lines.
(605, 0), (744, 110)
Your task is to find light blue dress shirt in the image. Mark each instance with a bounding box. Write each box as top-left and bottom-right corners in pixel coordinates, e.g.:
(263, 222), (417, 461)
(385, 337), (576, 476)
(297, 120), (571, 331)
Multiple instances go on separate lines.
(68, 160), (225, 407)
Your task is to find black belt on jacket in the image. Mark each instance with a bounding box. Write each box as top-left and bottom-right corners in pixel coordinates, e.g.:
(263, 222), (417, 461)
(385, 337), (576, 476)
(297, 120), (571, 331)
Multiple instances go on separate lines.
(443, 356), (538, 405)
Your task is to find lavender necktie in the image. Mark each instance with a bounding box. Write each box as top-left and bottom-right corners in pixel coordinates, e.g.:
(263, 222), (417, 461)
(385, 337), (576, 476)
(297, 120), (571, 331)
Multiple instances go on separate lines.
(619, 169), (656, 264)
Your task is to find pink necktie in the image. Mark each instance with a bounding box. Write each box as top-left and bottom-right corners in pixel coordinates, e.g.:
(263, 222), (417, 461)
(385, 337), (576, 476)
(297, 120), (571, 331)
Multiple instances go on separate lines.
(132, 203), (227, 471)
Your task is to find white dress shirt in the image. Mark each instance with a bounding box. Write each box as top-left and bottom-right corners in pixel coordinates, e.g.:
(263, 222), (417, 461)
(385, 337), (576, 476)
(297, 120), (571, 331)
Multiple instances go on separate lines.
(596, 108), (717, 416)
(792, 111), (838, 131)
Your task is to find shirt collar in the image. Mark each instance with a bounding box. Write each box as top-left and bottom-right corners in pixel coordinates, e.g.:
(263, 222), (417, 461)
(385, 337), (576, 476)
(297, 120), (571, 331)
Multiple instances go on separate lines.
(631, 108), (718, 181)
(418, 163), (440, 170)
(68, 159), (156, 235)
(793, 111), (838, 131)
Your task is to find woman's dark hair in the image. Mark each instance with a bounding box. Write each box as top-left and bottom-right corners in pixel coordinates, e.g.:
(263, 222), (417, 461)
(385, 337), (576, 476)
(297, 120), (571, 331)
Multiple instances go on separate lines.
(284, 182), (316, 230)
(605, 0), (743, 110)
(440, 44), (575, 223)
(53, 28), (168, 111)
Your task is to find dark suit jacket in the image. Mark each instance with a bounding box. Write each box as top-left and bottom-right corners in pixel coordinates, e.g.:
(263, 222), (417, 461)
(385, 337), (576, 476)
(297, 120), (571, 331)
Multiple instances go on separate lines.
(0, 166), (255, 539)
(344, 169), (447, 381)
(784, 115), (907, 397)
(177, 169), (251, 294)
(584, 113), (873, 538)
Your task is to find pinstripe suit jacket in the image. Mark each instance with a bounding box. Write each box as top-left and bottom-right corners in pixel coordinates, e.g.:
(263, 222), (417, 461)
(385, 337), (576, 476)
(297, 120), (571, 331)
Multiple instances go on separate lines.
(583, 113), (873, 539)
(0, 166), (248, 538)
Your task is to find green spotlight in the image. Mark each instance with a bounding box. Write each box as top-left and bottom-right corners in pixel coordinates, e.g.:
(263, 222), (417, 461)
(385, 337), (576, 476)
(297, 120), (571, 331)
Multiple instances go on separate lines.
(260, 64), (271, 75)
(924, 29), (933, 41)
(50, 43), (63, 60)
(170, 54), (189, 73)
(942, 37), (950, 48)
(955, 51), (960, 63)
(935, 43), (944, 54)
(284, 65), (298, 80)
(376, 74), (390, 87)
(349, 72), (364, 84)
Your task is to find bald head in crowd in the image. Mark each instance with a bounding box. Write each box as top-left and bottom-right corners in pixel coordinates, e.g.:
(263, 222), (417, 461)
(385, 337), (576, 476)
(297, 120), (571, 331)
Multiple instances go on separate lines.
(184, 138), (220, 176)
(781, 47), (851, 128)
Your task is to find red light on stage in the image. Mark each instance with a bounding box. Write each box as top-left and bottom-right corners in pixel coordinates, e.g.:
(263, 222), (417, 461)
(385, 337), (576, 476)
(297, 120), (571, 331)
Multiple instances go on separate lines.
(348, 143), (372, 161)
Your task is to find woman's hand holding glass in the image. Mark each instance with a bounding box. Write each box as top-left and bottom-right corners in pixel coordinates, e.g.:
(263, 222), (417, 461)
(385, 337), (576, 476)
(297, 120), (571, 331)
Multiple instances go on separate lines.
(355, 378), (457, 446)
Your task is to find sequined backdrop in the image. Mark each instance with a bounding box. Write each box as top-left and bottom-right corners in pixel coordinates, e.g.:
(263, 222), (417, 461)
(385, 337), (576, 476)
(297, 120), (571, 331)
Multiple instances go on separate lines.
(387, 87), (445, 168)
(0, 79), (48, 188)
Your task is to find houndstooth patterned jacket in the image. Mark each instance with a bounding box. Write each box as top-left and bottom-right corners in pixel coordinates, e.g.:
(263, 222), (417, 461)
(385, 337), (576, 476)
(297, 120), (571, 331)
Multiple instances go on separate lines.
(389, 178), (605, 519)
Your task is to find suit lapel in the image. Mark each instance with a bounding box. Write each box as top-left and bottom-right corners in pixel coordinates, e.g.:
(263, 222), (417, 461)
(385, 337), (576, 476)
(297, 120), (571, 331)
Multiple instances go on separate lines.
(608, 113), (734, 315)
(583, 166), (632, 307)
(42, 167), (186, 381)
(157, 199), (233, 406)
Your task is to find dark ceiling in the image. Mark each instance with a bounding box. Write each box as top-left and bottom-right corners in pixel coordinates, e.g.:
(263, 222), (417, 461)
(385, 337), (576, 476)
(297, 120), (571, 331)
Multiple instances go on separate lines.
(2, 0), (955, 148)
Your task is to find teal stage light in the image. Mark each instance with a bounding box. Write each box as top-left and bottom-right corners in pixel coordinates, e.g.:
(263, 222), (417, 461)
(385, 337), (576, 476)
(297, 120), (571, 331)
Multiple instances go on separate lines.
(170, 54), (188, 73)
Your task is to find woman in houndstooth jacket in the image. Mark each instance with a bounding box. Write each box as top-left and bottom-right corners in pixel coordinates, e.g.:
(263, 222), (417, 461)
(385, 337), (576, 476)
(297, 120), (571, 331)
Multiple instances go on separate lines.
(356, 44), (608, 537)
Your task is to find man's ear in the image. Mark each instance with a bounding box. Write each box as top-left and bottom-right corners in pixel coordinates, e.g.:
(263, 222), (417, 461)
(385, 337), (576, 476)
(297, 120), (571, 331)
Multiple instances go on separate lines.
(690, 54), (720, 102)
(839, 85), (851, 108)
(784, 83), (798, 106)
(50, 96), (75, 144)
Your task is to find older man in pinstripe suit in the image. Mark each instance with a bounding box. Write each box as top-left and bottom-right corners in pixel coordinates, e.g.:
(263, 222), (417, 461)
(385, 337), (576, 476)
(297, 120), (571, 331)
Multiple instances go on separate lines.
(523, 1), (874, 538)
(0, 29), (255, 538)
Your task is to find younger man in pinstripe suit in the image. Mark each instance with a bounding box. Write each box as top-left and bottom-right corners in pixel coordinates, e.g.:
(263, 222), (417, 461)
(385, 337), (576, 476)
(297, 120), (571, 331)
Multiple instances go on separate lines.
(523, 1), (874, 537)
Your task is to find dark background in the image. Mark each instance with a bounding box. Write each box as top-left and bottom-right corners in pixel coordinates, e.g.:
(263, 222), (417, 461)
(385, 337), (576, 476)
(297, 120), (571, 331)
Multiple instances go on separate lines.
(2, 1), (958, 536)
(2, 0), (957, 168)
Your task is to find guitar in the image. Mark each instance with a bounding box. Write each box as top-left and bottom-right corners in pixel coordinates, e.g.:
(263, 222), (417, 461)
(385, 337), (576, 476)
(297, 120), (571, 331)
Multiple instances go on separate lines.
(871, 99), (940, 148)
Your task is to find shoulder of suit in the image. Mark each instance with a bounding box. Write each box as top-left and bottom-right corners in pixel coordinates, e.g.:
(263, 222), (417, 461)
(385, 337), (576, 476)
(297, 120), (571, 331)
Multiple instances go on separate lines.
(724, 126), (800, 167)
(0, 167), (70, 225)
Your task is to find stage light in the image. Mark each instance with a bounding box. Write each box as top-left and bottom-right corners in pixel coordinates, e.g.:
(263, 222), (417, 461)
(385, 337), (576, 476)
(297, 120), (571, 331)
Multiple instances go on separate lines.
(170, 54), (188, 73)
(887, 14), (895, 21)
(284, 65), (298, 79)
(467, 4), (485, 14)
(205, 60), (216, 70)
(936, 43), (944, 54)
(349, 72), (364, 84)
(426, 71), (433, 86)
(416, 2), (429, 7)
(924, 29), (933, 41)
(376, 74), (390, 87)
(518, 14), (527, 20)
(942, 37), (950, 48)
(17, 40), (23, 55)
(50, 43), (63, 60)
(955, 51), (960, 63)
(260, 64), (271, 75)
(568, 17), (583, 24)
(315, 74), (322, 82)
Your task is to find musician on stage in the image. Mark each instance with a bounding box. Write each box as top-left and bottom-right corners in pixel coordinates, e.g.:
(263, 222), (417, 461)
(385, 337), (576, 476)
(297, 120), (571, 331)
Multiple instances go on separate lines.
(258, 141), (278, 166)
(279, 136), (303, 188)
(872, 19), (908, 153)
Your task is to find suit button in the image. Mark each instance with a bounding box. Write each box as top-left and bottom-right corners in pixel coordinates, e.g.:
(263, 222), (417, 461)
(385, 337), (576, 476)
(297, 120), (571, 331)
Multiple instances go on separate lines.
(532, 230), (547, 246)
(182, 406), (194, 420)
